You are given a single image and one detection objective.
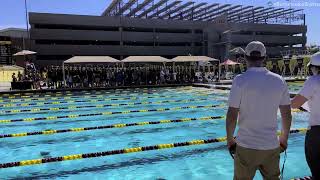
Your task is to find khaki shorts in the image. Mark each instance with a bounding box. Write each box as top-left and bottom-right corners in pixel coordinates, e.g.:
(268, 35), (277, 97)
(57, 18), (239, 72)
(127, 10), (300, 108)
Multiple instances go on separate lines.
(234, 145), (280, 180)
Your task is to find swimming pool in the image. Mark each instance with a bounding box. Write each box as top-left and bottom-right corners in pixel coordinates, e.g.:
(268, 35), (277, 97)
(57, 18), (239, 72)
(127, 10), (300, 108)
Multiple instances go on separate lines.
(288, 81), (304, 94)
(0, 86), (310, 179)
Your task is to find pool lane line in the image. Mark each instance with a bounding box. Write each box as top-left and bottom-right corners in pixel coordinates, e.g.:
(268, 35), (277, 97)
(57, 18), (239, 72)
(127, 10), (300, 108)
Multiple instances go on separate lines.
(291, 176), (312, 180)
(0, 91), (161, 101)
(0, 94), (227, 108)
(0, 128), (308, 169)
(0, 88), (158, 97)
(0, 98), (214, 115)
(0, 116), (225, 139)
(0, 92), (210, 104)
(0, 86), (199, 99)
(0, 92), (219, 108)
(0, 93), (163, 103)
(0, 87), (207, 99)
(0, 89), (160, 99)
(0, 90), (212, 104)
(0, 86), (194, 98)
(0, 104), (225, 124)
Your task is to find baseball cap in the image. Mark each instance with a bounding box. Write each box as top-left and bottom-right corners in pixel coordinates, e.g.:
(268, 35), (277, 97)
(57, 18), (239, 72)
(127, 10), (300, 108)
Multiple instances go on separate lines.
(307, 52), (320, 66)
(245, 41), (266, 57)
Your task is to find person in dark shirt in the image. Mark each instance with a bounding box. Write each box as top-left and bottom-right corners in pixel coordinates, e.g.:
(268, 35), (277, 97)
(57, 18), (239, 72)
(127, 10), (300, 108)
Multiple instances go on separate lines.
(17, 71), (23, 81)
(12, 73), (17, 82)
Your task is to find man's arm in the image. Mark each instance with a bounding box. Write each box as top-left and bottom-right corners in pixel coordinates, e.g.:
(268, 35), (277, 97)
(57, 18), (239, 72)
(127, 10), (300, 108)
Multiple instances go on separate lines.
(226, 107), (239, 148)
(279, 105), (292, 150)
(291, 94), (308, 109)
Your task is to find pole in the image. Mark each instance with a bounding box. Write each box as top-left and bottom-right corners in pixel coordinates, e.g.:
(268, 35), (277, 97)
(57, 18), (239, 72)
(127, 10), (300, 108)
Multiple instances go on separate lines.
(24, 0), (30, 49)
(218, 59), (221, 82)
(62, 62), (66, 87)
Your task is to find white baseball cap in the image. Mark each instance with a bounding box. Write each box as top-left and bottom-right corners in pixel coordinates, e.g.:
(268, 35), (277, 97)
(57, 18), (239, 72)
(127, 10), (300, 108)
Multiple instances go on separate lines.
(245, 41), (266, 57)
(308, 52), (320, 66)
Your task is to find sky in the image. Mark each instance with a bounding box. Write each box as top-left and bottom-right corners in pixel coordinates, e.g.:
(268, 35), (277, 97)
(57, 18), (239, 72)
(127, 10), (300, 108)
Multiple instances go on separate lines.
(0, 0), (319, 45)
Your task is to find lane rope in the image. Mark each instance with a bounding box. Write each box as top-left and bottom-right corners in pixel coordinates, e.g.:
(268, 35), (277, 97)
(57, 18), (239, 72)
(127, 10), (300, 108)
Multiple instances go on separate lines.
(0, 128), (308, 169)
(0, 93), (211, 104)
(291, 176), (312, 180)
(0, 116), (225, 139)
(0, 89), (158, 99)
(0, 107), (303, 124)
(0, 98), (219, 115)
(0, 87), (205, 100)
(0, 86), (195, 98)
(0, 94), (207, 107)
(0, 88), (210, 100)
(0, 95), (226, 108)
(0, 104), (225, 124)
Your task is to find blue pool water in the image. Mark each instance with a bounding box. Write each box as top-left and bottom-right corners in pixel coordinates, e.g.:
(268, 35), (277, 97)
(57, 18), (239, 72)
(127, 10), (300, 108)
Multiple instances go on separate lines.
(288, 82), (304, 94)
(0, 86), (310, 179)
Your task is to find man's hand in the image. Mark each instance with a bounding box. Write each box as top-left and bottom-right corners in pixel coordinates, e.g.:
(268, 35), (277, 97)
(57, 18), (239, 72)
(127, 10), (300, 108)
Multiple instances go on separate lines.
(227, 137), (237, 149)
(279, 134), (288, 152)
(279, 104), (292, 153)
(226, 107), (239, 150)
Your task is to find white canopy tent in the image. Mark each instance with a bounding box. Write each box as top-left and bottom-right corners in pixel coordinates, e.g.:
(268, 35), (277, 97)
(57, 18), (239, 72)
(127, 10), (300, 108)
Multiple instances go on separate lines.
(62, 56), (120, 86)
(13, 50), (37, 56)
(171, 56), (218, 62)
(121, 56), (171, 63)
(64, 56), (119, 64)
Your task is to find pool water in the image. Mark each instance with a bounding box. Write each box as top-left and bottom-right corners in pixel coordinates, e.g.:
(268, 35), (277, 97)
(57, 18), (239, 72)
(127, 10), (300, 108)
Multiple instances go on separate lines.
(0, 86), (310, 179)
(288, 82), (304, 94)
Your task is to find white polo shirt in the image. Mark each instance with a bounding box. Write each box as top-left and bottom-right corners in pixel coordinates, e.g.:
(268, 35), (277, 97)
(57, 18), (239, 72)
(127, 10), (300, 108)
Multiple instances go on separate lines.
(228, 67), (291, 150)
(299, 75), (320, 127)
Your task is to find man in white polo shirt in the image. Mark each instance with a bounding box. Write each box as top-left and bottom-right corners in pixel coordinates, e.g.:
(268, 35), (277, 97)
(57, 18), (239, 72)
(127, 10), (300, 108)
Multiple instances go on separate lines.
(226, 41), (292, 179)
(291, 52), (320, 179)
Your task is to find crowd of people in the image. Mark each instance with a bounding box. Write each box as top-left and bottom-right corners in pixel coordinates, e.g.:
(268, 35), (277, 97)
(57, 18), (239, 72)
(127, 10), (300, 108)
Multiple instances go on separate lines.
(11, 58), (311, 90)
(12, 65), (202, 89)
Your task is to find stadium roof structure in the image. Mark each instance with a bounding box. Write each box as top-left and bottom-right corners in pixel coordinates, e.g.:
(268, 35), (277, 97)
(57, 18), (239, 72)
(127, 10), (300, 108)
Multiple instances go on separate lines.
(102, 0), (304, 24)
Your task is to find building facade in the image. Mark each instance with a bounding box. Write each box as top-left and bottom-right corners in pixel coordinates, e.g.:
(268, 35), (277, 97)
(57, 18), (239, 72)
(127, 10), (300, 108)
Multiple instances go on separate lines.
(29, 1), (307, 66)
(0, 28), (29, 65)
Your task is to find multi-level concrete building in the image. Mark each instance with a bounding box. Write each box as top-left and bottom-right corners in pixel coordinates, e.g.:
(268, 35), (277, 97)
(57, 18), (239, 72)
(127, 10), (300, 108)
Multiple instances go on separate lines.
(0, 28), (29, 65)
(29, 0), (307, 66)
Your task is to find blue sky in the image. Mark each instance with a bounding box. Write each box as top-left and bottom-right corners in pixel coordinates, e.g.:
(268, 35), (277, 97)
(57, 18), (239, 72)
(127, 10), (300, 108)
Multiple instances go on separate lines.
(1, 0), (319, 45)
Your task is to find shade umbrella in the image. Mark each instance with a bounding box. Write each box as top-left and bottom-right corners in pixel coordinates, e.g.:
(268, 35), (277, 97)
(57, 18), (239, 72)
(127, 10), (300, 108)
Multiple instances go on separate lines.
(218, 59), (240, 81)
(171, 56), (218, 62)
(229, 47), (245, 55)
(220, 59), (240, 65)
(13, 50), (37, 56)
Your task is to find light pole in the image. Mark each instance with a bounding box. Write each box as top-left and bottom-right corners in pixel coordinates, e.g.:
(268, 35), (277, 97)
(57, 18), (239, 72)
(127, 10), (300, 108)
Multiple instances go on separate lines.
(24, 0), (30, 49)
(213, 29), (241, 82)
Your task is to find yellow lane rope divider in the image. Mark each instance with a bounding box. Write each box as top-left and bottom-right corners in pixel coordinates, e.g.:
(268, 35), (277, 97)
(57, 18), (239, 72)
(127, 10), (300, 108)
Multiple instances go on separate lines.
(0, 88), (211, 100)
(0, 87), (206, 100)
(0, 104), (225, 124)
(0, 98), (218, 115)
(0, 89), (159, 99)
(0, 116), (225, 139)
(0, 128), (308, 169)
(0, 86), (194, 98)
(291, 176), (312, 180)
(0, 91), (212, 107)
(0, 87), (170, 97)
(0, 92), (226, 108)
(0, 91), (211, 104)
